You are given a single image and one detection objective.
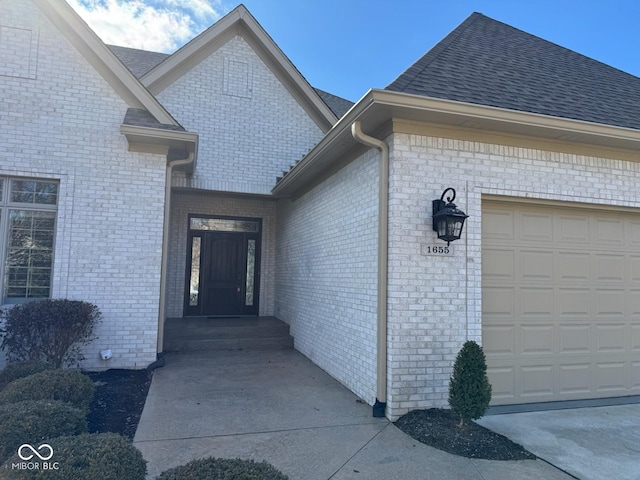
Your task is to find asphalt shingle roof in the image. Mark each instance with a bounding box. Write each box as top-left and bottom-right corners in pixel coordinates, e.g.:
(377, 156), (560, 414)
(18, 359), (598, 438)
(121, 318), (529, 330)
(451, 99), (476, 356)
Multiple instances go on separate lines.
(122, 108), (185, 131)
(387, 13), (640, 130)
(314, 88), (354, 118)
(108, 45), (169, 78)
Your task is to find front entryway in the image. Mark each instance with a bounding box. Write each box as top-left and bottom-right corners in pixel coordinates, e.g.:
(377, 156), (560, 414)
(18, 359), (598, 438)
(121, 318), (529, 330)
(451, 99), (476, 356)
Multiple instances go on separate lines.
(185, 216), (261, 316)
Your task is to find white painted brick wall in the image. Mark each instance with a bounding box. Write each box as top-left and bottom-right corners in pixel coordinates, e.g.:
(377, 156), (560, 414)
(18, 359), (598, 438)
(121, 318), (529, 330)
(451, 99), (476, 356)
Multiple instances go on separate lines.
(165, 192), (277, 318)
(0, 0), (167, 370)
(386, 132), (640, 419)
(276, 150), (380, 404)
(157, 35), (325, 195)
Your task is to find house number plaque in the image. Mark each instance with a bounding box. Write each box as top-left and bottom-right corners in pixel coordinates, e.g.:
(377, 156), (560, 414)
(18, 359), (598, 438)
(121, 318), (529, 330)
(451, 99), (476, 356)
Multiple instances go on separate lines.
(421, 244), (452, 256)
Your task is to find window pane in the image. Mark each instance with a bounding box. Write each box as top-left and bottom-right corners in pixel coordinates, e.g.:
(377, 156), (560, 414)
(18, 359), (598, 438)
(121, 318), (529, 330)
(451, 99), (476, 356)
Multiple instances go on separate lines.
(189, 237), (201, 307)
(5, 210), (56, 301)
(190, 217), (259, 233)
(0, 179), (4, 201)
(10, 180), (58, 205)
(245, 239), (255, 306)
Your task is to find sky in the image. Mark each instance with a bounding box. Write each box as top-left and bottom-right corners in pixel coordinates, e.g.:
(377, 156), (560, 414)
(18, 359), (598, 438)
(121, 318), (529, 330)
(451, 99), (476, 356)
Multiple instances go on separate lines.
(68, 0), (640, 102)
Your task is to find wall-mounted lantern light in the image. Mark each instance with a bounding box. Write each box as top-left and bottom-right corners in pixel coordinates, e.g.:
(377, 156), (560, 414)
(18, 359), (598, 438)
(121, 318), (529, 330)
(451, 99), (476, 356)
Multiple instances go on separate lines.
(432, 188), (468, 246)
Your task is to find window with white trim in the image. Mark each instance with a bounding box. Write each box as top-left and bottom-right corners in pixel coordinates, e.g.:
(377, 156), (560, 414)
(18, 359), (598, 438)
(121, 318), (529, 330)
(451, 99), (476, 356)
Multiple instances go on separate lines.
(0, 177), (58, 304)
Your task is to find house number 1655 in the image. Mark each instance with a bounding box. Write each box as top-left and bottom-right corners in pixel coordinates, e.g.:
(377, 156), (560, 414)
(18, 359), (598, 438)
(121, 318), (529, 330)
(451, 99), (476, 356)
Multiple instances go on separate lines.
(422, 245), (451, 255)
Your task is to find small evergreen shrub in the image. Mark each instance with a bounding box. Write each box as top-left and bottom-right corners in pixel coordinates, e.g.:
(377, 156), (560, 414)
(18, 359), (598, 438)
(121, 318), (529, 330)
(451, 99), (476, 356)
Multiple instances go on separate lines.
(0, 400), (87, 463)
(0, 369), (95, 413)
(0, 433), (147, 480)
(157, 457), (289, 480)
(0, 361), (54, 390)
(448, 340), (492, 427)
(0, 299), (100, 367)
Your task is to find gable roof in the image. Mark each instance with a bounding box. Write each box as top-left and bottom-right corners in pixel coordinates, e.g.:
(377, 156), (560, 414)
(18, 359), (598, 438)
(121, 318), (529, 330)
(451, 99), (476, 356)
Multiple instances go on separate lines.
(33, 0), (180, 127)
(137, 4), (338, 131)
(30, 0), (196, 169)
(387, 12), (640, 130)
(107, 45), (354, 118)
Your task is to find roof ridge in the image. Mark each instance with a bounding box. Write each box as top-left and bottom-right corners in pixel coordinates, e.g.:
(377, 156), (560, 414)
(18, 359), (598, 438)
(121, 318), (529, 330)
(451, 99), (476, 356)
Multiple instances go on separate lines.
(387, 12), (484, 91)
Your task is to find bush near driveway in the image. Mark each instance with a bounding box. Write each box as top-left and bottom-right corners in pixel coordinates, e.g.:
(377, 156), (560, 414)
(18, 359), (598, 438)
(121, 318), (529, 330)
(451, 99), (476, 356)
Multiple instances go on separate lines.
(0, 361), (54, 390)
(0, 299), (100, 368)
(0, 400), (87, 464)
(0, 369), (95, 413)
(0, 433), (147, 480)
(448, 340), (492, 427)
(157, 457), (289, 480)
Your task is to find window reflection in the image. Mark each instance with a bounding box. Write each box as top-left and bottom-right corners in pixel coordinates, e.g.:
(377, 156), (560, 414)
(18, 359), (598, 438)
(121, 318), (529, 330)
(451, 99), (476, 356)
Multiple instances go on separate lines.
(189, 237), (201, 306)
(190, 217), (259, 233)
(245, 239), (255, 306)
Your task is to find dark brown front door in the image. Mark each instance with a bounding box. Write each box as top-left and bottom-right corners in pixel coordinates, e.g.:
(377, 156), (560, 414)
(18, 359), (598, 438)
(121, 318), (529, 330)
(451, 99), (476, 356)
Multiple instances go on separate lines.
(201, 233), (243, 316)
(185, 228), (260, 316)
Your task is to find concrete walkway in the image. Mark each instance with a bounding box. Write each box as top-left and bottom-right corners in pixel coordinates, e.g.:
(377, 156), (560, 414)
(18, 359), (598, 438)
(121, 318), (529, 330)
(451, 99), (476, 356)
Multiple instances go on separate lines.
(133, 350), (572, 480)
(478, 404), (640, 480)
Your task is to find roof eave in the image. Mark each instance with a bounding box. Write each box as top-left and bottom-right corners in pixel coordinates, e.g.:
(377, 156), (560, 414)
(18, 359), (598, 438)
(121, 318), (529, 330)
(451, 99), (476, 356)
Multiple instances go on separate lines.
(120, 125), (198, 172)
(273, 89), (640, 197)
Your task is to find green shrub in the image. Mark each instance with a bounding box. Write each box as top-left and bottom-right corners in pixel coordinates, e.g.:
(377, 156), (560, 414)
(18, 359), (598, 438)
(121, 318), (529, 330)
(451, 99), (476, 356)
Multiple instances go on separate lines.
(0, 361), (54, 390)
(448, 340), (492, 427)
(0, 433), (146, 480)
(0, 369), (95, 413)
(0, 299), (100, 367)
(157, 457), (289, 480)
(0, 400), (87, 463)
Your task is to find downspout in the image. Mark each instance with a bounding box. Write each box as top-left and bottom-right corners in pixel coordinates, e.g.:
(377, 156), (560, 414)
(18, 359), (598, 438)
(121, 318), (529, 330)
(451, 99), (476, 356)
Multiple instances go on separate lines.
(150, 152), (194, 370)
(351, 121), (389, 418)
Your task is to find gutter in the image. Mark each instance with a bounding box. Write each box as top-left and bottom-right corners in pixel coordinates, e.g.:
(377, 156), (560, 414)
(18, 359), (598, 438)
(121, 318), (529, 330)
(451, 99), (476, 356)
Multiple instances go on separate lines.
(153, 153), (195, 368)
(351, 121), (389, 418)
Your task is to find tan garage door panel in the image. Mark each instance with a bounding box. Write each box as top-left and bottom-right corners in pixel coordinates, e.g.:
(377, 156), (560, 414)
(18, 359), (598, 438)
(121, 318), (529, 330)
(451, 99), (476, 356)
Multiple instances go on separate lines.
(482, 201), (640, 405)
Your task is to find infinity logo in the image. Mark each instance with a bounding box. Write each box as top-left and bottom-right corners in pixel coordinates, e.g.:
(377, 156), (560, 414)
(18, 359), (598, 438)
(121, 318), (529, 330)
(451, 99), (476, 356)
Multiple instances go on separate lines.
(17, 444), (54, 461)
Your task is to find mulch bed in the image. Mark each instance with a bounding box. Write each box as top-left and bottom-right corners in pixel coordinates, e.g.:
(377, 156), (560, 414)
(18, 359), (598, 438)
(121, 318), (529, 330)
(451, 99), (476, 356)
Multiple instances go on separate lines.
(84, 369), (153, 440)
(394, 408), (536, 460)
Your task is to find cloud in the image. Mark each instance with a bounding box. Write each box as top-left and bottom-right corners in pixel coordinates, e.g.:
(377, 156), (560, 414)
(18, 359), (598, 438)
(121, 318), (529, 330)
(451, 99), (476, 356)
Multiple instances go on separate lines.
(67, 0), (226, 53)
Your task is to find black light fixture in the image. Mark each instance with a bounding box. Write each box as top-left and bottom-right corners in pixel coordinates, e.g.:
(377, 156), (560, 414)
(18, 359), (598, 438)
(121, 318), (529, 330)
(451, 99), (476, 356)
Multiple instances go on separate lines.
(432, 188), (468, 245)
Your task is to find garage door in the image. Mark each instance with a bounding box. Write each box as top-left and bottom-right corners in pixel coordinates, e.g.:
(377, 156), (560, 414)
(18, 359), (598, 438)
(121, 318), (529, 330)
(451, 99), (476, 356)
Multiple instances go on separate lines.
(482, 200), (640, 405)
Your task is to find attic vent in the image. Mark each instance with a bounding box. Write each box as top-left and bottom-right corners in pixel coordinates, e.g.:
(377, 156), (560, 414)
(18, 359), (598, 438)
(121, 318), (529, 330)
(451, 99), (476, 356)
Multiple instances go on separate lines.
(223, 57), (252, 99)
(0, 25), (38, 79)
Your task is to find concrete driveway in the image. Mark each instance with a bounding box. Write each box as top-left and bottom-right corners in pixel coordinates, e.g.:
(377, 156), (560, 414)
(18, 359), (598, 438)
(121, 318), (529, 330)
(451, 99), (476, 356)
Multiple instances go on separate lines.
(133, 349), (571, 480)
(478, 404), (640, 480)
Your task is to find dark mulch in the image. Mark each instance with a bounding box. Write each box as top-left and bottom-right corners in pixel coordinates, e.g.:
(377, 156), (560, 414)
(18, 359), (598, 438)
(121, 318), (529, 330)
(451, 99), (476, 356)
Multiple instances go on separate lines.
(84, 369), (152, 440)
(394, 408), (536, 460)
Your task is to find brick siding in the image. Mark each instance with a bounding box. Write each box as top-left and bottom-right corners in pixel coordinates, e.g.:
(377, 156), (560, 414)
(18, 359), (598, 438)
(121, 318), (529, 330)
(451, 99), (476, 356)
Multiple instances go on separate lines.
(157, 35), (325, 195)
(385, 132), (640, 419)
(276, 150), (380, 404)
(0, 0), (167, 370)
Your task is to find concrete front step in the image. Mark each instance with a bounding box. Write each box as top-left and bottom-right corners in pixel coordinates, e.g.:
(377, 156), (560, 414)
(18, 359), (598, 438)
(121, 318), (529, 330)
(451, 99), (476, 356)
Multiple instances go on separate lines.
(163, 316), (294, 352)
